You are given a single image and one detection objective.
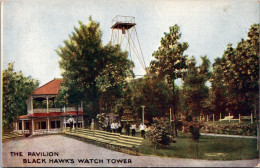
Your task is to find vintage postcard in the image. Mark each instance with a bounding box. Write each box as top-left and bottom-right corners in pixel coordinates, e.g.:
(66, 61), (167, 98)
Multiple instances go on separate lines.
(1, 0), (259, 167)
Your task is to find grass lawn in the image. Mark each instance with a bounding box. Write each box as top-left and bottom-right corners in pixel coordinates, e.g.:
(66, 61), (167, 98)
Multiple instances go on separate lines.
(138, 134), (259, 160)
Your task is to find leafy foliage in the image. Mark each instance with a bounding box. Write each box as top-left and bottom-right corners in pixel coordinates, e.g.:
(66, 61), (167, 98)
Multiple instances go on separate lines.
(182, 115), (204, 141)
(3, 63), (39, 129)
(96, 113), (107, 129)
(56, 17), (133, 119)
(146, 117), (176, 146)
(200, 122), (257, 136)
(181, 56), (211, 117)
(212, 24), (259, 116)
(114, 76), (175, 123)
(149, 24), (189, 136)
(150, 25), (188, 83)
(209, 58), (228, 116)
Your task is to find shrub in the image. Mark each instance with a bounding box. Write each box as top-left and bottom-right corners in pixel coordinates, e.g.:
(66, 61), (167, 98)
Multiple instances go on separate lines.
(146, 117), (176, 146)
(96, 113), (106, 130)
(200, 122), (257, 136)
(182, 116), (204, 141)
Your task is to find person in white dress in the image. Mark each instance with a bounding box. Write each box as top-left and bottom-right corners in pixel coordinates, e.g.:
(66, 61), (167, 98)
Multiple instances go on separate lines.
(131, 123), (136, 137)
(114, 122), (119, 133)
(139, 122), (147, 139)
(111, 122), (115, 133)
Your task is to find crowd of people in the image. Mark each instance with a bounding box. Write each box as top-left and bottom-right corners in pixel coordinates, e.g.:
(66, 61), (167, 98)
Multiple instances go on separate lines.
(69, 115), (148, 139)
(104, 116), (147, 138)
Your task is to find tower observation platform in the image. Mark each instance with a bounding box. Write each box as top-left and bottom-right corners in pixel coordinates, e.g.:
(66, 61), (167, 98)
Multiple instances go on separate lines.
(111, 16), (136, 34)
(111, 15), (146, 72)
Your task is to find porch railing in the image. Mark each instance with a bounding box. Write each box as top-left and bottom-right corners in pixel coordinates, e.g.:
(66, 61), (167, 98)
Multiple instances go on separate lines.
(16, 129), (61, 134)
(28, 107), (82, 114)
(17, 130), (30, 134)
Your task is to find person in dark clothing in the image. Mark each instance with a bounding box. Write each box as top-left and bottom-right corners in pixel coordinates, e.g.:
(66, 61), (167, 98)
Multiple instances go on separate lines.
(125, 122), (130, 136)
(118, 121), (122, 134)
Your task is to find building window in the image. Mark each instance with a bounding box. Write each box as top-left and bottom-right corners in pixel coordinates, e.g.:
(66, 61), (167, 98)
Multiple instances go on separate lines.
(25, 122), (30, 130)
(41, 122), (46, 129)
(19, 122), (22, 130)
(56, 121), (60, 128)
(51, 121), (56, 129)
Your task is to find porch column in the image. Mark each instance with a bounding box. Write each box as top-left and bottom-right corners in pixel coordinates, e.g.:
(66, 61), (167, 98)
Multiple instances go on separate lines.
(64, 117), (66, 128)
(73, 117), (75, 129)
(22, 120), (24, 133)
(46, 96), (49, 113)
(60, 117), (63, 131)
(32, 119), (34, 133)
(47, 118), (50, 132)
(31, 97), (34, 113)
(82, 116), (84, 128)
(16, 121), (18, 131)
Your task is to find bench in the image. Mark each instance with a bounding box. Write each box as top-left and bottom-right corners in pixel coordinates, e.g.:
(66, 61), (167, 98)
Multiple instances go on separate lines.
(64, 128), (97, 142)
(109, 135), (143, 153)
(240, 116), (251, 121)
(222, 116), (234, 120)
(220, 116), (239, 121)
(93, 130), (120, 146)
(63, 128), (144, 154)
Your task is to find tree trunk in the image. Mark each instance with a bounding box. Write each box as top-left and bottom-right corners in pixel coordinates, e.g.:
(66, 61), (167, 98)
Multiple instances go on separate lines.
(173, 79), (178, 137)
(99, 94), (102, 114)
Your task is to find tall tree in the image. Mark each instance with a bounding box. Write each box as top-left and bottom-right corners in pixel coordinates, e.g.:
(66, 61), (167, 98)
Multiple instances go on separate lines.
(150, 24), (188, 135)
(57, 17), (133, 121)
(219, 24), (259, 116)
(181, 56), (211, 117)
(210, 58), (228, 117)
(3, 63), (39, 129)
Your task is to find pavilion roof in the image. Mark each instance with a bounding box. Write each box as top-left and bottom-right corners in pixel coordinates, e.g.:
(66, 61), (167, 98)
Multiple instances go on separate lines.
(17, 111), (84, 119)
(32, 78), (63, 95)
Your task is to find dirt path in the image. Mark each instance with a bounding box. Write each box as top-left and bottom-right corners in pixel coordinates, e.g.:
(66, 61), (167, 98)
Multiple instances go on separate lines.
(2, 135), (259, 167)
(201, 133), (257, 139)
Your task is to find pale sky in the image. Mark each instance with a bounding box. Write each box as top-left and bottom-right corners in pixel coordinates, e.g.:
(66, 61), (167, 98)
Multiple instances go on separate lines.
(2, 0), (259, 86)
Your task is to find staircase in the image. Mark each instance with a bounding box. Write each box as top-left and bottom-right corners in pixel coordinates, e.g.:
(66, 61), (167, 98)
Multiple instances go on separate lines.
(2, 129), (25, 142)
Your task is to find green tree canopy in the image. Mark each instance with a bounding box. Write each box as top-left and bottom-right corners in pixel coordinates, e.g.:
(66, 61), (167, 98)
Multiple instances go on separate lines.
(150, 25), (188, 83)
(209, 57), (228, 117)
(56, 17), (133, 119)
(217, 24), (259, 116)
(114, 76), (174, 123)
(181, 56), (211, 117)
(149, 24), (189, 136)
(3, 63), (39, 129)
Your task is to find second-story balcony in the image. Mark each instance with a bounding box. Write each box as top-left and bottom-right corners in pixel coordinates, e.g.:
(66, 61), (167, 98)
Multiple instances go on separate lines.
(28, 107), (83, 114)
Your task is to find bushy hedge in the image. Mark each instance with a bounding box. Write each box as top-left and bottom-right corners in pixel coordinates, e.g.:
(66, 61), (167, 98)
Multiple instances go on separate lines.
(182, 116), (204, 141)
(146, 117), (176, 146)
(200, 122), (257, 136)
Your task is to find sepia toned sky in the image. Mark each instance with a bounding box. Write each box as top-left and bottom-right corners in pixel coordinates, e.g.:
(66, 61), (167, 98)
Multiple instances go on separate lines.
(2, 0), (259, 86)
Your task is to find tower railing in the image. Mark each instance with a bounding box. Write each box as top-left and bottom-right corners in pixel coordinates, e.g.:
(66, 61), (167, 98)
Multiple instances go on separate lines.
(112, 15), (135, 25)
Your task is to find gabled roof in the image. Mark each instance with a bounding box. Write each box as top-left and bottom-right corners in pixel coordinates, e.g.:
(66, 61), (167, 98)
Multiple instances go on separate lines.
(33, 78), (63, 95)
